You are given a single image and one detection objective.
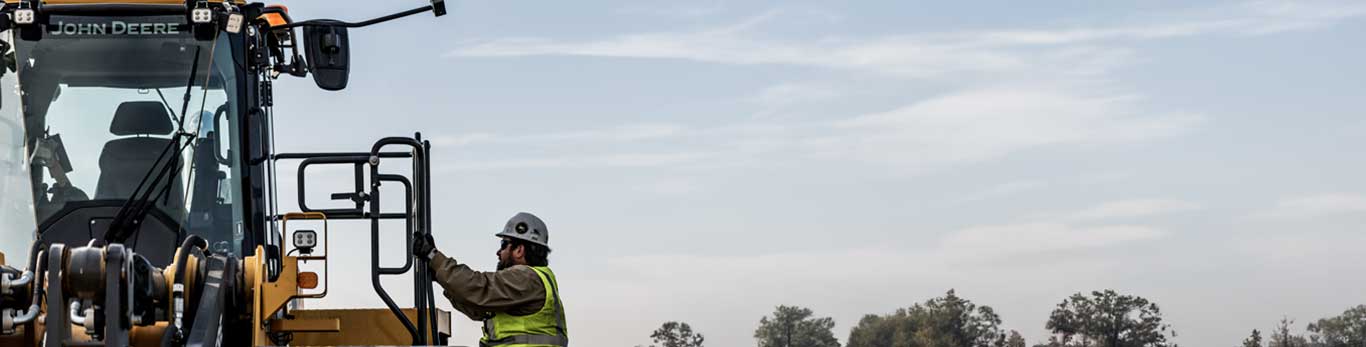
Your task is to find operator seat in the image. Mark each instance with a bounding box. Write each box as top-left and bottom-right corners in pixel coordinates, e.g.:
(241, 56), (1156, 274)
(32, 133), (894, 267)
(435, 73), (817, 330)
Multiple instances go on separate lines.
(95, 101), (185, 217)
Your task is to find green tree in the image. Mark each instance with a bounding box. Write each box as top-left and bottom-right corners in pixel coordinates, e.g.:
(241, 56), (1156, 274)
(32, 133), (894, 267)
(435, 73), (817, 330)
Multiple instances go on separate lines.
(1243, 329), (1263, 347)
(1045, 290), (1176, 347)
(1030, 336), (1080, 347)
(911, 290), (1006, 347)
(756, 305), (840, 347)
(846, 313), (911, 347)
(1306, 305), (1366, 347)
(1268, 317), (1308, 347)
(845, 290), (1006, 347)
(1007, 330), (1027, 347)
(650, 321), (705, 347)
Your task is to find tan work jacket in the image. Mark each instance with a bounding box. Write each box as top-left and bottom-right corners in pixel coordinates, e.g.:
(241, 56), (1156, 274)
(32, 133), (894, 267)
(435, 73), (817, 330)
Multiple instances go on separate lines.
(429, 250), (547, 320)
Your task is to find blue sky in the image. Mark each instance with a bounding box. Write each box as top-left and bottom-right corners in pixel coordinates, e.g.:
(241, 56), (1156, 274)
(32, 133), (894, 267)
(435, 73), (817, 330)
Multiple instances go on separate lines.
(270, 1), (1366, 346)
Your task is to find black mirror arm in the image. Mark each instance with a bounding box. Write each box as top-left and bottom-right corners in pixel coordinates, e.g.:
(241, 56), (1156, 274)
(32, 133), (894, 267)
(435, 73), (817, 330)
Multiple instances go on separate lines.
(272, 0), (445, 31)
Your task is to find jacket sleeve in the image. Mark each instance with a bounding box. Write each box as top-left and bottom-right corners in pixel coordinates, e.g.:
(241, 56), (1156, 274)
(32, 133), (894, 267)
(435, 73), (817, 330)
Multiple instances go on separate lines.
(429, 250), (546, 320)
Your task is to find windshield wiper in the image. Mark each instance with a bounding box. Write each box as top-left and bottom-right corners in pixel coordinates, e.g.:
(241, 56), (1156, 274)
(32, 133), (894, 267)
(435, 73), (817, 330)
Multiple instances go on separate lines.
(105, 45), (206, 243)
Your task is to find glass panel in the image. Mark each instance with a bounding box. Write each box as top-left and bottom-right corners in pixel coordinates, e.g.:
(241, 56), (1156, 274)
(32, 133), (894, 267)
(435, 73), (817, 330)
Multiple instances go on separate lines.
(15, 15), (244, 256)
(0, 30), (33, 261)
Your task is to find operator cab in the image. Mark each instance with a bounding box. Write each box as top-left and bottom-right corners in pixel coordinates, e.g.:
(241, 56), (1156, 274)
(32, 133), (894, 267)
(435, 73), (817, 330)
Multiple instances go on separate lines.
(8, 10), (245, 264)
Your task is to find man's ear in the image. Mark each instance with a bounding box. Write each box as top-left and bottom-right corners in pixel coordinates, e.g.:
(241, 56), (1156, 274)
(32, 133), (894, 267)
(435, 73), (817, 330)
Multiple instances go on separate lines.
(513, 244), (527, 259)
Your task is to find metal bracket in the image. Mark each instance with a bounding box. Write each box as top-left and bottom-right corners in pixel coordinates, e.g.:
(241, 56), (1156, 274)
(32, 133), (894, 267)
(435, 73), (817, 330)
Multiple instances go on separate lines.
(431, 0), (447, 17)
(270, 318), (341, 333)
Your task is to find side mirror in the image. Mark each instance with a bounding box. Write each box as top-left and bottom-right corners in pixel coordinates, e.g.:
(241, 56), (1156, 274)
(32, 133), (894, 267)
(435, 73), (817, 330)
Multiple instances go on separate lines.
(303, 25), (350, 91)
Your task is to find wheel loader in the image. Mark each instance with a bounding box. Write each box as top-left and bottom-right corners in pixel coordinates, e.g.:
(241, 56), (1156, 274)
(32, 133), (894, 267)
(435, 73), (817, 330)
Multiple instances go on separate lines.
(0, 0), (456, 345)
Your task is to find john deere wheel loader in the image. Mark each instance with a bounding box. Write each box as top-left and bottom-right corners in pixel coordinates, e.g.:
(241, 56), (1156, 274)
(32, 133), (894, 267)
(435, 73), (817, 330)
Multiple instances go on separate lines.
(0, 1), (455, 346)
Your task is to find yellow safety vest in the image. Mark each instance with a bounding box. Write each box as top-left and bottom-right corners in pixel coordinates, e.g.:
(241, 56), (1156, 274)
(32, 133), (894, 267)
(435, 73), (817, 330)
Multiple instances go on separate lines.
(481, 266), (568, 347)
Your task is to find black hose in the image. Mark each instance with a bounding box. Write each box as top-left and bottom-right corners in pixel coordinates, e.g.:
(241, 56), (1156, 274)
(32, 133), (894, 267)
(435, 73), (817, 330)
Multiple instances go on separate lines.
(174, 235), (209, 287)
(15, 239), (45, 313)
(26, 239), (41, 275)
(170, 235), (207, 342)
(29, 250), (45, 310)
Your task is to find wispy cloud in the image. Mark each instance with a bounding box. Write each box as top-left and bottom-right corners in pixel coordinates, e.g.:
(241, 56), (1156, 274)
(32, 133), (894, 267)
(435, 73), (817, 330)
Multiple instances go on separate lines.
(436, 85), (1203, 172)
(613, 2), (727, 18)
(438, 1), (1304, 174)
(947, 180), (1049, 205)
(448, 32), (1038, 79)
(941, 223), (1164, 255)
(826, 87), (1205, 168)
(750, 82), (843, 119)
(1253, 193), (1366, 219)
(440, 151), (716, 171)
(939, 198), (1197, 257)
(429, 123), (687, 147)
(447, 1), (1366, 78)
(1064, 199), (1203, 222)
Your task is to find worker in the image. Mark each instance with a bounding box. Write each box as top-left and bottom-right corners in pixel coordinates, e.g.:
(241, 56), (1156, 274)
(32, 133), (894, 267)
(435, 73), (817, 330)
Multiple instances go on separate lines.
(413, 212), (568, 347)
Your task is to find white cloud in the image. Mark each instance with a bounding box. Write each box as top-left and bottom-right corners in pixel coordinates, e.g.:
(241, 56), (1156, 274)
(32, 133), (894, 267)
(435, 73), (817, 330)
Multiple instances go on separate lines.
(948, 180), (1049, 205)
(442, 151), (715, 171)
(1077, 171), (1135, 186)
(937, 199), (1190, 258)
(428, 123), (688, 148)
(428, 132), (496, 147)
(940, 223), (1165, 255)
(631, 178), (703, 196)
(1238, 0), (1366, 33)
(447, 1), (1366, 78)
(827, 87), (1205, 167)
(448, 31), (1034, 79)
(614, 3), (727, 18)
(1255, 193), (1366, 219)
(1064, 199), (1203, 222)
(750, 82), (843, 118)
(440, 1), (1271, 174)
(437, 86), (1203, 173)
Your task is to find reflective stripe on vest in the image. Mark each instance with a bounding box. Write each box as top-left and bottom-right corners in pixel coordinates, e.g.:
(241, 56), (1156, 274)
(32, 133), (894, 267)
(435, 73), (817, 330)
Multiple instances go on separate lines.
(481, 266), (567, 347)
(482, 334), (569, 347)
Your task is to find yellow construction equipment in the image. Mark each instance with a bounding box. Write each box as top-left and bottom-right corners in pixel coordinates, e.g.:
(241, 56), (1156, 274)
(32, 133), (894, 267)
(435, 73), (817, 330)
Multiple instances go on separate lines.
(0, 1), (454, 345)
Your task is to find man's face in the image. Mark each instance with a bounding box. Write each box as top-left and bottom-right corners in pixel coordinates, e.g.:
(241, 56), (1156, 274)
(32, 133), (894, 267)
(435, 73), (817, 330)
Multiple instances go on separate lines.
(496, 238), (519, 270)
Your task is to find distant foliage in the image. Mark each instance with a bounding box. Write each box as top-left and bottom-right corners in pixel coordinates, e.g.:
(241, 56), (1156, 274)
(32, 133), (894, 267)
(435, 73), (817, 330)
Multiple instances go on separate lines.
(649, 321), (705, 347)
(1306, 305), (1366, 347)
(1007, 330), (1027, 347)
(1243, 329), (1264, 347)
(755, 305), (841, 347)
(1269, 317), (1310, 347)
(845, 289), (1007, 347)
(1043, 290), (1176, 347)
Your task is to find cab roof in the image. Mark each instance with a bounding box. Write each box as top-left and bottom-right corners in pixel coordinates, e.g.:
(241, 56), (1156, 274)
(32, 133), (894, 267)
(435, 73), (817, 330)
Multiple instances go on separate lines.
(2, 0), (246, 4)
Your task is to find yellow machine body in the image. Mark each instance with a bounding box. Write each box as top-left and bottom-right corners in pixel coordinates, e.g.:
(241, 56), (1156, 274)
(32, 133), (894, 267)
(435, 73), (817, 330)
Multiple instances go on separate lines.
(0, 2), (452, 345)
(1, 0), (246, 4)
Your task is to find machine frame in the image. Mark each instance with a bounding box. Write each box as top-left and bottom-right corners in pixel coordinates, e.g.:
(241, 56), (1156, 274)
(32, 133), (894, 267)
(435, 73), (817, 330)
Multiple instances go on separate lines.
(0, 1), (451, 346)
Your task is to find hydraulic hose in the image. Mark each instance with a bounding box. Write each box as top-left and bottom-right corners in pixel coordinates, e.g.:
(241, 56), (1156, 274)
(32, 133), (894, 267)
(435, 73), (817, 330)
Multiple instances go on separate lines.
(9, 250), (44, 326)
(2, 271), (32, 293)
(68, 302), (86, 326)
(9, 303), (38, 324)
(26, 240), (41, 278)
(172, 235), (208, 338)
(174, 235), (210, 291)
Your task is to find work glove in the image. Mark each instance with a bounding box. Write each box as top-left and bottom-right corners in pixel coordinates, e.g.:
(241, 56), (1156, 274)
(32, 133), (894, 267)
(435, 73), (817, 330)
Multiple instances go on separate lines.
(413, 232), (437, 262)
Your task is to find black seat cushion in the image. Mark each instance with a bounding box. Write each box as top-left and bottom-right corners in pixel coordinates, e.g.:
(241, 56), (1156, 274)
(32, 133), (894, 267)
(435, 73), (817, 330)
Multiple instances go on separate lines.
(111, 101), (174, 136)
(95, 137), (185, 218)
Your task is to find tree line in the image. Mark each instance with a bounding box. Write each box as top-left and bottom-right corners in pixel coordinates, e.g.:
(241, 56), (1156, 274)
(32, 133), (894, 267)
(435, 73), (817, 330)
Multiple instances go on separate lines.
(638, 290), (1366, 347)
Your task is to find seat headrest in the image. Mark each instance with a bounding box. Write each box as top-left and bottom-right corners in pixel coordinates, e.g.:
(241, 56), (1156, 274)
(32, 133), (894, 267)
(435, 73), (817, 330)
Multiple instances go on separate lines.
(111, 102), (174, 136)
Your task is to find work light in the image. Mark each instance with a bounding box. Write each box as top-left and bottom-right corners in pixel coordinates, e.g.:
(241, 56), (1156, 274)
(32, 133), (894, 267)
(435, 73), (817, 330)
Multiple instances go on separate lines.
(14, 9), (34, 25)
